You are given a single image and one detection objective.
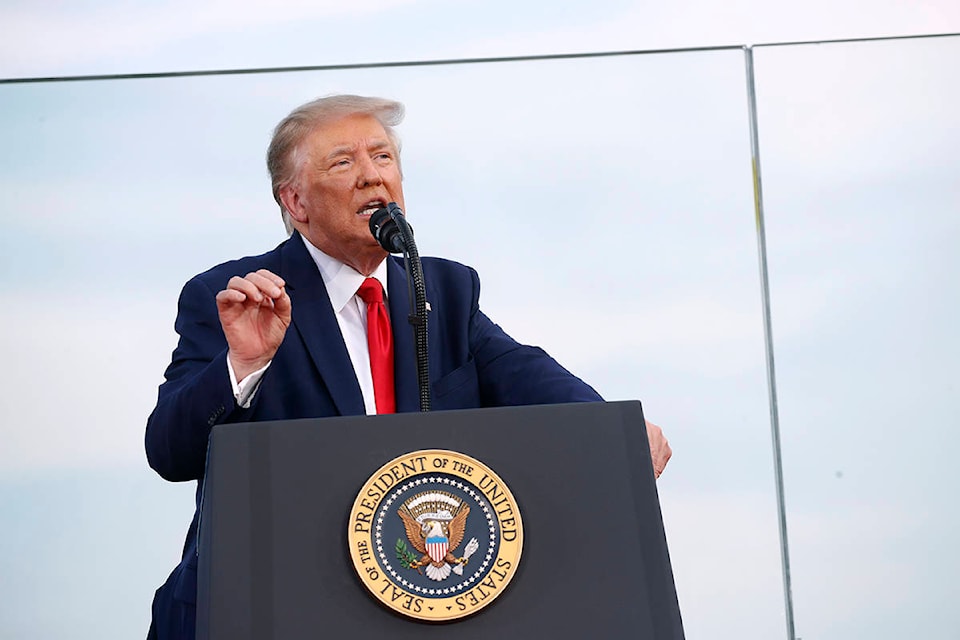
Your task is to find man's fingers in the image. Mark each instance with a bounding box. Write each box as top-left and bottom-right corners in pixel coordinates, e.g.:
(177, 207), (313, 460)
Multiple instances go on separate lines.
(645, 420), (671, 479)
(272, 286), (292, 318)
(254, 269), (285, 289)
(245, 270), (285, 299)
(654, 441), (672, 478)
(241, 271), (285, 300)
(215, 288), (248, 305)
(223, 275), (264, 302)
(221, 272), (286, 304)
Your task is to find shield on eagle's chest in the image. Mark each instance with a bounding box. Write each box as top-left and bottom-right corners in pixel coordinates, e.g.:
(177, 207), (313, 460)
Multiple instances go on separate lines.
(425, 536), (448, 564)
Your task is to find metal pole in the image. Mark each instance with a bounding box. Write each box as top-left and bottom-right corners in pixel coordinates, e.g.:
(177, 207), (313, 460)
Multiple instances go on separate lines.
(743, 45), (797, 640)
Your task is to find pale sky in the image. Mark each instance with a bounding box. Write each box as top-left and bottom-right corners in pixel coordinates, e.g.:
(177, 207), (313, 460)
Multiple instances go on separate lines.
(1, 2), (958, 639)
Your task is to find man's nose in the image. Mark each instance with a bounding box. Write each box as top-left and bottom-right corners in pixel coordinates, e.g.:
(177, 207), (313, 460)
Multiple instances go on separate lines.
(356, 155), (383, 188)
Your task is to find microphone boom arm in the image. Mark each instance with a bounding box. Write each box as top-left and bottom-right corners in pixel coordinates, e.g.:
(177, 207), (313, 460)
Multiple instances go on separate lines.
(370, 203), (431, 412)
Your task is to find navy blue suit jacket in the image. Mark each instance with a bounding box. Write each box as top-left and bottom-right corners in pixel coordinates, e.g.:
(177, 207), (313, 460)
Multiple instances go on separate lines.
(145, 233), (601, 639)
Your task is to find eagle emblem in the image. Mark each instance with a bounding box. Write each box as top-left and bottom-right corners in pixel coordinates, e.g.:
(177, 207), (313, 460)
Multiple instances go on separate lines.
(348, 450), (524, 621)
(396, 491), (480, 581)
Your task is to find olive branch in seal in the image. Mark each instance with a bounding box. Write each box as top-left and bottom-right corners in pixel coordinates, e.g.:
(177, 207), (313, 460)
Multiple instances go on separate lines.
(395, 539), (420, 570)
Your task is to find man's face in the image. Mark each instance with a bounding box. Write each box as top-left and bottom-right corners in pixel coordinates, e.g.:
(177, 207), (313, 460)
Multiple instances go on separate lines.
(283, 113), (405, 274)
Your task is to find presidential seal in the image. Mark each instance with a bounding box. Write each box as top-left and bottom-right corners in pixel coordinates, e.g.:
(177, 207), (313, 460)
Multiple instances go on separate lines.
(348, 449), (523, 622)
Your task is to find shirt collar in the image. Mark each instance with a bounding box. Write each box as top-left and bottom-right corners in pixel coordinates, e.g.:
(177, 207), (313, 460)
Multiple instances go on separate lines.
(299, 234), (388, 313)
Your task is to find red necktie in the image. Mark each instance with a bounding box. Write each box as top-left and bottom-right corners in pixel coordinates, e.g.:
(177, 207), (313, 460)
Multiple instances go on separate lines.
(357, 278), (396, 414)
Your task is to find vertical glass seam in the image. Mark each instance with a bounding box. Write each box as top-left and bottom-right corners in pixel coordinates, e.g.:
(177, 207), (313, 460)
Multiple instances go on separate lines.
(744, 44), (797, 640)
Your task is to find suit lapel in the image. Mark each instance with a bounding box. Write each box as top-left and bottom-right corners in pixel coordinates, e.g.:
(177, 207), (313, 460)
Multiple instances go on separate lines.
(388, 257), (421, 413)
(281, 234), (365, 417)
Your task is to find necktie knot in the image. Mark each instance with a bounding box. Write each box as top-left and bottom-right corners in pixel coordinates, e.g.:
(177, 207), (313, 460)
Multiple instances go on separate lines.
(357, 277), (384, 304)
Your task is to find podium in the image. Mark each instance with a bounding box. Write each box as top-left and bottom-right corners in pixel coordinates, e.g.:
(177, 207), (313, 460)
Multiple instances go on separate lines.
(196, 401), (684, 638)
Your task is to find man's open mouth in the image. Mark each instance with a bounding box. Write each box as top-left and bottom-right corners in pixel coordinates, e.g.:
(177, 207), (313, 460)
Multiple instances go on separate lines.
(358, 200), (387, 216)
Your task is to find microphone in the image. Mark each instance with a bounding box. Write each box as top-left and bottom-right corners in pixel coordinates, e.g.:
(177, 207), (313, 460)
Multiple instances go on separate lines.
(368, 201), (432, 411)
(369, 203), (411, 254)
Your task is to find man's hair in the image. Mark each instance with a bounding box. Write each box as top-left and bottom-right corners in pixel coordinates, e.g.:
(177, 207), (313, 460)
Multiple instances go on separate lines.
(266, 94), (405, 235)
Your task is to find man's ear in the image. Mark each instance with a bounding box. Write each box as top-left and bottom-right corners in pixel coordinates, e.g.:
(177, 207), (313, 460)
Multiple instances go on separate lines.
(279, 184), (307, 224)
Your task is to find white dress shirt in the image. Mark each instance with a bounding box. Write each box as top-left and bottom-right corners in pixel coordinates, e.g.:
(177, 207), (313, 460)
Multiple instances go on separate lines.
(227, 234), (388, 415)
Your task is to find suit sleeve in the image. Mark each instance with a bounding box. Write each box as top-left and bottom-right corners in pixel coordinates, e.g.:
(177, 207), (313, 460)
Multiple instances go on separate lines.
(464, 268), (604, 407)
(145, 276), (257, 482)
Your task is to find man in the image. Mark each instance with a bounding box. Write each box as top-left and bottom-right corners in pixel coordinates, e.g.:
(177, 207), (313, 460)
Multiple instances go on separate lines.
(145, 94), (671, 640)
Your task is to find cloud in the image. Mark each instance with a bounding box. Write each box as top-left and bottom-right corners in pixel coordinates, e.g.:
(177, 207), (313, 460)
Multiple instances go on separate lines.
(4, 0), (959, 79)
(489, 295), (764, 377)
(0, 0), (426, 75)
(659, 488), (787, 638)
(453, 0), (960, 57)
(0, 292), (178, 473)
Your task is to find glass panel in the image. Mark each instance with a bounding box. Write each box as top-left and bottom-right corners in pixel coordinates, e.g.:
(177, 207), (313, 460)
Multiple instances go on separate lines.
(0, 50), (780, 637)
(755, 35), (960, 640)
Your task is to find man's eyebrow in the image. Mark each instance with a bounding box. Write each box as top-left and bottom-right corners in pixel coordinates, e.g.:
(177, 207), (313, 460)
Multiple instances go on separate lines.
(325, 144), (356, 160)
(324, 139), (393, 160)
(367, 139), (393, 152)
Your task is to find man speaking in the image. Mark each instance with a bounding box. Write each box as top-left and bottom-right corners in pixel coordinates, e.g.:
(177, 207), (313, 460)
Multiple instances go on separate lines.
(145, 94), (671, 640)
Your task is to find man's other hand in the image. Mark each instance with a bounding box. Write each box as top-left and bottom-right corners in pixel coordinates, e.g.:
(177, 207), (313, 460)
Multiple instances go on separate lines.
(646, 420), (672, 479)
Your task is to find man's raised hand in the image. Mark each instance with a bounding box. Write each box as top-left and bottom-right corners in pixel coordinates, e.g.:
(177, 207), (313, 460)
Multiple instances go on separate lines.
(215, 269), (292, 381)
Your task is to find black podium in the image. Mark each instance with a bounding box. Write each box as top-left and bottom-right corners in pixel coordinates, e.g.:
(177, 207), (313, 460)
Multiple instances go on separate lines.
(196, 400), (684, 638)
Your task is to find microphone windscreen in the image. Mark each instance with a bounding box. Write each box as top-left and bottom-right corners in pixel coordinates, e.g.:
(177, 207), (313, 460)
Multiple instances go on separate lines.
(369, 207), (404, 253)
